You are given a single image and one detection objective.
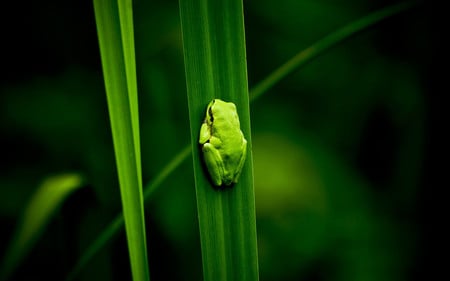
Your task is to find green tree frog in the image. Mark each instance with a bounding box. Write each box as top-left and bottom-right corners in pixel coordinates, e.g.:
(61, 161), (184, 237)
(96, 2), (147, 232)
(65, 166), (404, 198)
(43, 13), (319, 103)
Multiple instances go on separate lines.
(199, 99), (247, 187)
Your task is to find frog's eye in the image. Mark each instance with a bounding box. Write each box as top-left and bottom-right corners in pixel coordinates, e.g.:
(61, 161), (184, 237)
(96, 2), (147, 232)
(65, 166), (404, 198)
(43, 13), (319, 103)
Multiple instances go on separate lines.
(208, 107), (214, 122)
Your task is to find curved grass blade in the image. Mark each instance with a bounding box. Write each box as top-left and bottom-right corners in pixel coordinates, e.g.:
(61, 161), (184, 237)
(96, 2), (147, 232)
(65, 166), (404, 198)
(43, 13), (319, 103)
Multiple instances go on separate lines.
(250, 1), (417, 101)
(93, 0), (150, 280)
(65, 2), (416, 279)
(0, 173), (84, 281)
(65, 215), (124, 281)
(65, 146), (191, 281)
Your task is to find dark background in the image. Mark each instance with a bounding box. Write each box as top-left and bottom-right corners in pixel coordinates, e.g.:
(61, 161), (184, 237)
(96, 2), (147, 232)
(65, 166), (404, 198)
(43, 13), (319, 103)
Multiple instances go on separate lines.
(0, 0), (442, 280)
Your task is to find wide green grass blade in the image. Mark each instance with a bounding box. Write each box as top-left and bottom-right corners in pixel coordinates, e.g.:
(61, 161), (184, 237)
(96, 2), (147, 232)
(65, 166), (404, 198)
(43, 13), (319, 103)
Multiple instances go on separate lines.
(179, 0), (258, 280)
(0, 173), (84, 281)
(64, 2), (415, 279)
(93, 0), (150, 281)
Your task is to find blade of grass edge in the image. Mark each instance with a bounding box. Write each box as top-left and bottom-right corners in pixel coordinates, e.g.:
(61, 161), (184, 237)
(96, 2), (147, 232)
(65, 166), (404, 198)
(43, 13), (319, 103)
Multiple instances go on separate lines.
(64, 2), (416, 279)
(179, 0), (258, 280)
(93, 0), (150, 281)
(117, 0), (142, 190)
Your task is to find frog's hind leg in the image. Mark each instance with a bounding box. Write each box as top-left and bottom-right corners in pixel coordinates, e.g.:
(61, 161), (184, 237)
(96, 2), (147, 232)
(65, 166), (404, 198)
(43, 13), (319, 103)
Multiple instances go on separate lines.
(202, 143), (225, 186)
(232, 139), (247, 184)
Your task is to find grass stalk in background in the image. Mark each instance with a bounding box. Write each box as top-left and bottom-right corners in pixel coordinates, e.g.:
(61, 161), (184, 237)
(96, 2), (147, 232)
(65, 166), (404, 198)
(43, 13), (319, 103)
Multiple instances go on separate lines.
(250, 1), (416, 101)
(65, 146), (191, 281)
(65, 2), (416, 279)
(93, 0), (150, 281)
(179, 0), (258, 280)
(0, 174), (84, 281)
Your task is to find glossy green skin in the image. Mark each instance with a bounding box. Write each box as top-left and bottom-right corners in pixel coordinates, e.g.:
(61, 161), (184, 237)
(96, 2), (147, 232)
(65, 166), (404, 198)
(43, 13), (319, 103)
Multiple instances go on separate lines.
(199, 99), (247, 186)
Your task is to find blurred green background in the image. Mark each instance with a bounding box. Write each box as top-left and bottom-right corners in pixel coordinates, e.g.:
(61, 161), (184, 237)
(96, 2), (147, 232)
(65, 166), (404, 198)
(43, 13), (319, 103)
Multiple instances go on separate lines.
(0, 0), (440, 280)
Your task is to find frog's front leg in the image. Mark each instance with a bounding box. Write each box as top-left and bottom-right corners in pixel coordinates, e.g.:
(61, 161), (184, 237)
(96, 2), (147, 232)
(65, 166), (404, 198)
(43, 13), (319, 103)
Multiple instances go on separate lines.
(202, 143), (225, 186)
(199, 122), (211, 145)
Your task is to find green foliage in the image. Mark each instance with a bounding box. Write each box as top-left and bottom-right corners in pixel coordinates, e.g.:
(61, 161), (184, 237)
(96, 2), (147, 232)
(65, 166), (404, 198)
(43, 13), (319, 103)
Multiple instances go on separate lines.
(63, 3), (417, 278)
(0, 1), (426, 281)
